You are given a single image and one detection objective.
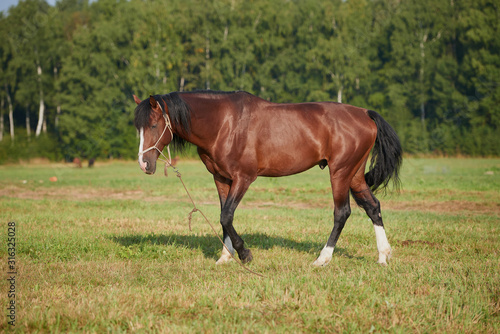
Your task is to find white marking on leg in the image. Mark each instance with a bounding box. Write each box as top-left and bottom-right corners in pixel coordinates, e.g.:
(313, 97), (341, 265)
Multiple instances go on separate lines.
(216, 235), (235, 265)
(138, 127), (147, 172)
(374, 225), (392, 265)
(312, 245), (334, 267)
(216, 245), (234, 265)
(224, 235), (234, 254)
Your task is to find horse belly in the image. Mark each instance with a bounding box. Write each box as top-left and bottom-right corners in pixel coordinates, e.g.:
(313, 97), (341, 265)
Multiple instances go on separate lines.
(257, 162), (319, 177)
(255, 142), (323, 177)
(253, 117), (327, 177)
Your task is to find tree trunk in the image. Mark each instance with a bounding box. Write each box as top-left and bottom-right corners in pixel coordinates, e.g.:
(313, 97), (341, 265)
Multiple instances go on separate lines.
(179, 77), (185, 92)
(53, 66), (61, 129)
(419, 32), (428, 127)
(155, 24), (160, 81)
(337, 86), (343, 103)
(55, 105), (61, 128)
(35, 63), (45, 137)
(0, 97), (4, 142)
(205, 31), (210, 90)
(26, 106), (31, 140)
(5, 84), (14, 141)
(224, 24), (229, 41)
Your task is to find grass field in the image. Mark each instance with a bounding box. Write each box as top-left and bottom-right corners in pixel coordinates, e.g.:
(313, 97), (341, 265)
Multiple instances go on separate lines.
(1, 157), (499, 333)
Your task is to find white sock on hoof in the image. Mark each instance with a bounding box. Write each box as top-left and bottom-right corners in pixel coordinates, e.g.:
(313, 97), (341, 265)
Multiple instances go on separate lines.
(374, 225), (391, 265)
(312, 245), (334, 267)
(216, 245), (234, 265)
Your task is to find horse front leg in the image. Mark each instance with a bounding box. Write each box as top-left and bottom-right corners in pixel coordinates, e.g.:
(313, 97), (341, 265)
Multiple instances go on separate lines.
(216, 228), (235, 265)
(219, 176), (254, 264)
(213, 175), (235, 265)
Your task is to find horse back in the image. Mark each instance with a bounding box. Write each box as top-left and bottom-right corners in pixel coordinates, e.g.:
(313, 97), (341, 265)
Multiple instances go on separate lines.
(250, 99), (377, 147)
(243, 99), (377, 176)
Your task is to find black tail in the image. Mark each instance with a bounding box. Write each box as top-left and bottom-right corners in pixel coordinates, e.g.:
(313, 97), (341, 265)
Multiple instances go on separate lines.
(365, 110), (403, 193)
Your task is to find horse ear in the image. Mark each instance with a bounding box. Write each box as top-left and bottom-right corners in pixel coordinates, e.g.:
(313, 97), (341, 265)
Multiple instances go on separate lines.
(149, 95), (156, 107)
(149, 95), (162, 115)
(133, 94), (141, 105)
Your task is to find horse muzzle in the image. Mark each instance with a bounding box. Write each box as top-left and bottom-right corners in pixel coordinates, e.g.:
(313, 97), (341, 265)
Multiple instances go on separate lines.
(138, 155), (156, 175)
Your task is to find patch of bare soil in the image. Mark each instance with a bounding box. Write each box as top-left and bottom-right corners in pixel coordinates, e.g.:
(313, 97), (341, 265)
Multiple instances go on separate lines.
(383, 200), (500, 215)
(2, 185), (498, 216)
(210, 198), (499, 215)
(0, 185), (145, 201)
(241, 201), (329, 210)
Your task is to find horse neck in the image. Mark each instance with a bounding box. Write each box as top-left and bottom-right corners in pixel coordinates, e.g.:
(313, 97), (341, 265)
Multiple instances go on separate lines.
(172, 92), (231, 150)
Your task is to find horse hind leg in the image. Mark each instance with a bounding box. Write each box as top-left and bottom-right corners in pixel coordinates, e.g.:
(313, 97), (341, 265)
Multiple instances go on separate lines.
(313, 169), (352, 267)
(350, 170), (392, 265)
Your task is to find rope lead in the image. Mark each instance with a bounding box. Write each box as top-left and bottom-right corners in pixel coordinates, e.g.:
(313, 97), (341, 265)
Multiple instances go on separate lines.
(165, 161), (264, 278)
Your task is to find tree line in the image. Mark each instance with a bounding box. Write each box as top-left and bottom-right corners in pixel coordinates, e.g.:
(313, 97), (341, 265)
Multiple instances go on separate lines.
(0, 0), (498, 163)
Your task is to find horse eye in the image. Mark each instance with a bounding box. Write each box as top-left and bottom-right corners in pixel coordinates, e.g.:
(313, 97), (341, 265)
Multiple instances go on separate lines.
(151, 124), (157, 129)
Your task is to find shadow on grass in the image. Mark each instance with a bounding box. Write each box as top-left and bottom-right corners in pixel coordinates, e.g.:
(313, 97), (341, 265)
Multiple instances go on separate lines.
(109, 232), (360, 261)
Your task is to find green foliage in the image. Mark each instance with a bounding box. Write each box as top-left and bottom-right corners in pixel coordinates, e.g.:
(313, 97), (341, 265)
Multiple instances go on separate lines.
(0, 131), (61, 163)
(0, 0), (499, 161)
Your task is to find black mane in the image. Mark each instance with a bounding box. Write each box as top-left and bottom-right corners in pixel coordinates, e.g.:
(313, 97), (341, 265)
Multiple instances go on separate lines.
(134, 90), (253, 153)
(186, 89), (245, 96)
(134, 92), (191, 154)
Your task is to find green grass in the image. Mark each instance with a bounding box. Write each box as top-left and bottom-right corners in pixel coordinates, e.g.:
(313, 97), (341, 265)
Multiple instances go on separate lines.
(0, 158), (499, 333)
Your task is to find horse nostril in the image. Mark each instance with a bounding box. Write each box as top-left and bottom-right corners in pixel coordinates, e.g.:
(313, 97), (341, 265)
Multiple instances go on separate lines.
(145, 161), (150, 170)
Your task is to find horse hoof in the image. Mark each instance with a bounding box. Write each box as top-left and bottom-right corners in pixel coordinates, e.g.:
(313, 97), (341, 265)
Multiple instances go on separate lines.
(312, 246), (333, 267)
(215, 254), (234, 265)
(240, 249), (253, 264)
(216, 246), (234, 265)
(312, 257), (331, 267)
(377, 248), (392, 265)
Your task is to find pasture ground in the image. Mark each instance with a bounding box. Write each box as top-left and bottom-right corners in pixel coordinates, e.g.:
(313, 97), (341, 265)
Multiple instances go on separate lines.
(0, 157), (499, 333)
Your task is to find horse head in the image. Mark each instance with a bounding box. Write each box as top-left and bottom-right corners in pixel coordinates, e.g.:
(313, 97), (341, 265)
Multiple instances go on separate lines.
(133, 95), (173, 175)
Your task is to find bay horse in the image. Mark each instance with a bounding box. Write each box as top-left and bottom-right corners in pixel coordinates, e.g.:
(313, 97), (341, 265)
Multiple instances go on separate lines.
(133, 91), (402, 266)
